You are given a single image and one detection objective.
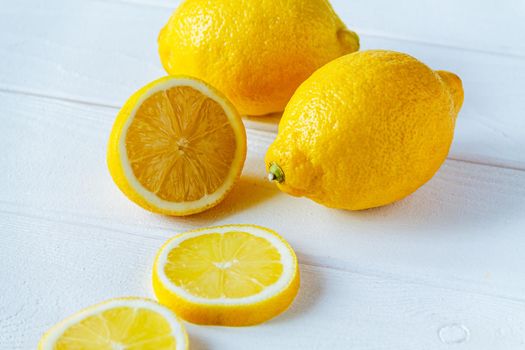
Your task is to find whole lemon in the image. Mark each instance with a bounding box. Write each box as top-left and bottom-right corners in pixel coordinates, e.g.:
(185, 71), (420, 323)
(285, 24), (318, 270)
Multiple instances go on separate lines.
(265, 50), (464, 210)
(158, 0), (359, 116)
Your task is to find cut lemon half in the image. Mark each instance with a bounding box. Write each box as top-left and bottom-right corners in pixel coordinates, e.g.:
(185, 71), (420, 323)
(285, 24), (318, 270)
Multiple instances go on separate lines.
(153, 225), (300, 326)
(107, 76), (247, 216)
(38, 298), (188, 350)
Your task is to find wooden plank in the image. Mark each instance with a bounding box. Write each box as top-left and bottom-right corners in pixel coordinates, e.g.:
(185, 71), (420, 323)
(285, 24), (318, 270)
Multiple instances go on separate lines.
(2, 1), (524, 349)
(360, 36), (525, 170)
(336, 0), (525, 57)
(1, 212), (525, 350)
(1, 0), (524, 168)
(101, 0), (525, 57)
(2, 91), (525, 302)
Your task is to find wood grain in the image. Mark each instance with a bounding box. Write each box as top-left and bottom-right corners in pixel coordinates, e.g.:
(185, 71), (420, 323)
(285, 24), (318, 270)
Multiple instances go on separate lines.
(1, 1), (525, 349)
(0, 0), (524, 169)
(2, 212), (525, 350)
(2, 91), (525, 301)
(102, 0), (525, 57)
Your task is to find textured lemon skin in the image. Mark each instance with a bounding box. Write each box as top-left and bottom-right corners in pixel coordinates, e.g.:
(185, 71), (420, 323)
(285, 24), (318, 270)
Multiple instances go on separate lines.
(107, 76), (247, 216)
(158, 0), (359, 116)
(152, 225), (300, 326)
(38, 297), (189, 350)
(266, 50), (464, 210)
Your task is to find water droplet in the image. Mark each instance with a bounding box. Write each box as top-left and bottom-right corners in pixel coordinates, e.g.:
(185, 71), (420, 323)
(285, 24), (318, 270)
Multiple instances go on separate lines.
(439, 324), (470, 345)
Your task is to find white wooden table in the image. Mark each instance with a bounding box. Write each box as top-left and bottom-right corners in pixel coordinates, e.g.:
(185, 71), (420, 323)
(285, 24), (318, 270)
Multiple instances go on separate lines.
(1, 0), (525, 349)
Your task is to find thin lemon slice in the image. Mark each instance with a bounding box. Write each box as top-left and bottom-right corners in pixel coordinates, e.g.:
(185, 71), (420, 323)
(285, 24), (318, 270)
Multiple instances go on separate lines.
(107, 76), (247, 216)
(38, 298), (188, 350)
(153, 225), (300, 326)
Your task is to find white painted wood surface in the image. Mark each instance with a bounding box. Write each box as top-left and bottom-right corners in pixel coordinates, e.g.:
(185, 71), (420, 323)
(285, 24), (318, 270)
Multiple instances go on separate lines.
(1, 0), (524, 349)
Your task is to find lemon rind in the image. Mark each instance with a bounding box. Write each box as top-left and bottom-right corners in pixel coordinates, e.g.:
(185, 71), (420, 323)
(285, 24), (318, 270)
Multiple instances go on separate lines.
(38, 297), (188, 350)
(111, 76), (247, 216)
(154, 224), (298, 306)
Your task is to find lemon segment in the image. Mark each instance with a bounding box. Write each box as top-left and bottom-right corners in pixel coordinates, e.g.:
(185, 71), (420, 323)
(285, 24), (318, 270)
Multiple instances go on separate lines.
(38, 298), (188, 350)
(153, 225), (300, 326)
(107, 76), (247, 216)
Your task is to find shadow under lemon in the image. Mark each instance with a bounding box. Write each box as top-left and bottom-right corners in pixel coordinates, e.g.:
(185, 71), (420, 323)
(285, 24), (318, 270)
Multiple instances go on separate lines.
(329, 160), (525, 233)
(171, 176), (279, 224)
(267, 262), (324, 326)
(243, 112), (282, 133)
(185, 331), (210, 350)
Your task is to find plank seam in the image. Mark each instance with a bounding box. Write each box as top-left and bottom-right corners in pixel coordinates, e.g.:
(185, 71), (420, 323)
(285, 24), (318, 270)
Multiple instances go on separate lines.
(89, 0), (525, 60)
(3, 207), (525, 306)
(1, 86), (524, 173)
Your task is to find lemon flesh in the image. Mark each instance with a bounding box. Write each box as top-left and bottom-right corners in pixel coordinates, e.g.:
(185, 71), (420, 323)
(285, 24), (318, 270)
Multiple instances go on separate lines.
(165, 231), (283, 299)
(153, 225), (300, 326)
(126, 86), (236, 202)
(38, 298), (188, 350)
(107, 77), (246, 216)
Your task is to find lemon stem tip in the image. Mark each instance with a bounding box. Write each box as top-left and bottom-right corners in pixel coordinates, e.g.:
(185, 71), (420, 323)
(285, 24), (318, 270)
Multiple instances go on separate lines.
(268, 163), (285, 183)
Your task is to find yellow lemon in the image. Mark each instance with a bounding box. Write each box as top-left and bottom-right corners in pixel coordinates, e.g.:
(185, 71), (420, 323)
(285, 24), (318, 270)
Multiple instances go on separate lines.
(152, 225), (300, 326)
(38, 298), (188, 350)
(265, 50), (464, 210)
(107, 76), (246, 216)
(158, 0), (359, 116)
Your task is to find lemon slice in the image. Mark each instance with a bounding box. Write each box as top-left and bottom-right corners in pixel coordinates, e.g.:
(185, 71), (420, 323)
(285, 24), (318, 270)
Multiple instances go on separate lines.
(153, 225), (300, 326)
(107, 76), (247, 216)
(38, 298), (188, 350)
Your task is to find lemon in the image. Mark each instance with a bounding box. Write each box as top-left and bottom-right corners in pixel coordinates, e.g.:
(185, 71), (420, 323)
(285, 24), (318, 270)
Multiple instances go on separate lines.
(158, 0), (359, 116)
(107, 76), (247, 216)
(152, 225), (300, 326)
(38, 298), (188, 350)
(265, 50), (464, 210)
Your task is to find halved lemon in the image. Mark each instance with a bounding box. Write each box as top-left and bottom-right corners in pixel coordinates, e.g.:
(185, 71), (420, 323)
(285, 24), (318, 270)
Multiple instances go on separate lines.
(38, 298), (188, 350)
(107, 76), (247, 216)
(153, 225), (300, 326)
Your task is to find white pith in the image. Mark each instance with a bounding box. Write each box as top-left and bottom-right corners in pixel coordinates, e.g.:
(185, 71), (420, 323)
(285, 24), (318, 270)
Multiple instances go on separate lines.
(40, 298), (188, 350)
(156, 225), (297, 305)
(118, 77), (245, 213)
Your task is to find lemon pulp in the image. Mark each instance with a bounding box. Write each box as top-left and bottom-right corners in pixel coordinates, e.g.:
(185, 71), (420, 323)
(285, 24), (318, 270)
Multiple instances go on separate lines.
(125, 86), (236, 202)
(164, 231), (283, 299)
(52, 307), (178, 349)
(153, 225), (299, 325)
